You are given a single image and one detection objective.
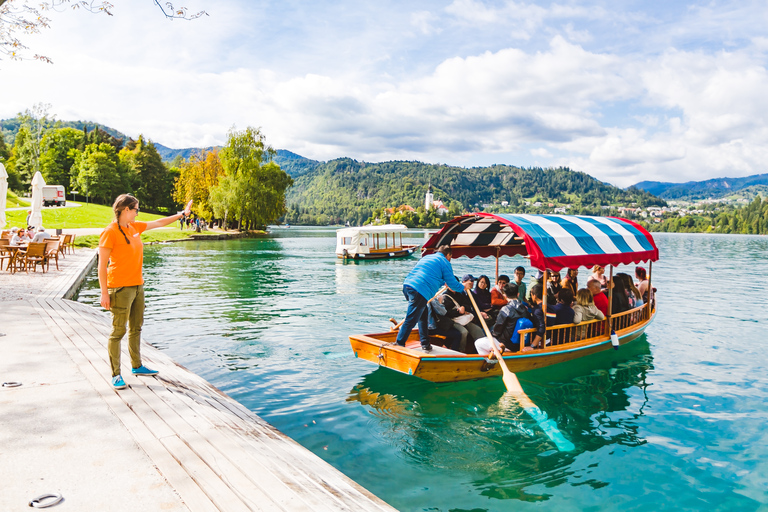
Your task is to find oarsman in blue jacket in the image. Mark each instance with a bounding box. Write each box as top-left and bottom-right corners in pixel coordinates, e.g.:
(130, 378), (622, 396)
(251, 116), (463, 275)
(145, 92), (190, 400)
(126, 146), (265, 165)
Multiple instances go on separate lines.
(396, 245), (472, 351)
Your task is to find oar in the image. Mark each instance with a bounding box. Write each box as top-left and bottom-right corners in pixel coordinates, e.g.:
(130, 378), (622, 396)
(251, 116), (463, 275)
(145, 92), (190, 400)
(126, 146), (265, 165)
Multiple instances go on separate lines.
(389, 285), (449, 331)
(466, 292), (575, 452)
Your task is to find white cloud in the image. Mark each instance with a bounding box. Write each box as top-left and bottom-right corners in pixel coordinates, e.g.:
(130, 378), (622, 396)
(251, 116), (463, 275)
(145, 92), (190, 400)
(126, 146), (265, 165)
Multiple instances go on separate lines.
(3, 0), (768, 188)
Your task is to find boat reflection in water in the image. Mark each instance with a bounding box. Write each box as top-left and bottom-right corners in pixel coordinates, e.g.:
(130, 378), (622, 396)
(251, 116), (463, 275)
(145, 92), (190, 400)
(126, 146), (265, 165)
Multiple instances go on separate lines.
(347, 338), (653, 502)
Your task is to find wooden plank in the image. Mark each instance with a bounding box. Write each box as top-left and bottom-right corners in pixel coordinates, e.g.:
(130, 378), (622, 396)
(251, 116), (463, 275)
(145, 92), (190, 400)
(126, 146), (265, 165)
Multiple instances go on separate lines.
(38, 289), (396, 510)
(54, 300), (370, 511)
(33, 298), (218, 512)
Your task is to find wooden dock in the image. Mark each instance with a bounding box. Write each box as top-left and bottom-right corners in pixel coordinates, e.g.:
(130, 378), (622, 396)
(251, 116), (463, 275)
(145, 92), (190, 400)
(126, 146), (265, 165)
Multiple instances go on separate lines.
(22, 250), (397, 512)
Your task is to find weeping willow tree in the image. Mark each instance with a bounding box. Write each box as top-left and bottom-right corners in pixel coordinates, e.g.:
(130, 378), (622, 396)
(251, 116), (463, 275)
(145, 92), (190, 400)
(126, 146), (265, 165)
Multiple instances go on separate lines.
(209, 126), (293, 230)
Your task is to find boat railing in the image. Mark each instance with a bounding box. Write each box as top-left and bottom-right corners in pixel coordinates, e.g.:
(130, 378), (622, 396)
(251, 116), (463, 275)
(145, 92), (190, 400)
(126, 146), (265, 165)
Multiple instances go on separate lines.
(508, 302), (652, 354)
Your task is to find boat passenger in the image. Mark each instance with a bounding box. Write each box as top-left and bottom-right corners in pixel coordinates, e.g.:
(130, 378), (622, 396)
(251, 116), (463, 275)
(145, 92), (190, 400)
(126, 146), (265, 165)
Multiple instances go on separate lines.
(442, 276), (485, 353)
(546, 269), (562, 306)
(475, 282), (531, 355)
(528, 284), (547, 350)
(472, 275), (494, 320)
(635, 266), (650, 303)
(610, 276), (631, 314)
(513, 266), (527, 304)
(490, 274), (510, 309)
(427, 295), (463, 352)
(548, 288), (575, 326)
(525, 270), (543, 303)
(587, 278), (609, 317)
(395, 245), (471, 352)
(572, 288), (605, 339)
(590, 265), (608, 290)
(561, 268), (579, 296)
(617, 273), (643, 308)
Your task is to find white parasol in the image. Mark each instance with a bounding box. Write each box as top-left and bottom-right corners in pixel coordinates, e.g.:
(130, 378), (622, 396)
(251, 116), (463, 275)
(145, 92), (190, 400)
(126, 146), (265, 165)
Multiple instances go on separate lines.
(29, 171), (46, 228)
(0, 163), (7, 230)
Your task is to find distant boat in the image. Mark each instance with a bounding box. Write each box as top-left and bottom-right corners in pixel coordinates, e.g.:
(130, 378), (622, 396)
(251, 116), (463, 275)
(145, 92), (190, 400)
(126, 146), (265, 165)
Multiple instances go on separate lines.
(336, 224), (419, 260)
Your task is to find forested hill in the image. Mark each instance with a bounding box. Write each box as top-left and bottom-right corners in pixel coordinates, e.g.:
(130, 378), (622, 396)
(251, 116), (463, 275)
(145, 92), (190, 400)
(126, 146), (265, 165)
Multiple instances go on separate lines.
(634, 173), (768, 200)
(284, 158), (665, 226)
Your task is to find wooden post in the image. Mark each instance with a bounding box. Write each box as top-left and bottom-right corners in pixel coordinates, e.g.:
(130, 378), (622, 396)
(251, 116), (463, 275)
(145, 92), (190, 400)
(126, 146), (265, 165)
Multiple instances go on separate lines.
(495, 247), (500, 281)
(542, 270), (548, 349)
(607, 265), (614, 329)
(647, 260), (653, 317)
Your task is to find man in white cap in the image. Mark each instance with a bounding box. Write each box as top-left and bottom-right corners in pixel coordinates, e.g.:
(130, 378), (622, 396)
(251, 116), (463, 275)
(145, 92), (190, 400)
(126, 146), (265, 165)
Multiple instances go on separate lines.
(31, 226), (52, 243)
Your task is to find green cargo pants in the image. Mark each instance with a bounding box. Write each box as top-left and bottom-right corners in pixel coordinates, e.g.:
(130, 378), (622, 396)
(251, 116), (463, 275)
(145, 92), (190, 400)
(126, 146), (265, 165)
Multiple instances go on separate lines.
(107, 285), (145, 377)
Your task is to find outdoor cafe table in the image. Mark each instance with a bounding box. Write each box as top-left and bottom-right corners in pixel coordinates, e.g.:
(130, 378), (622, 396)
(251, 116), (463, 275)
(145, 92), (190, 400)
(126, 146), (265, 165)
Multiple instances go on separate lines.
(4, 244), (27, 274)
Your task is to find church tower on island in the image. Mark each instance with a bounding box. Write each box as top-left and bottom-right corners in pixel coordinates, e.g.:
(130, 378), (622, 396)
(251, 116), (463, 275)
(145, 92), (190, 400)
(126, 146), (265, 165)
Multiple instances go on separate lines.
(425, 185), (434, 211)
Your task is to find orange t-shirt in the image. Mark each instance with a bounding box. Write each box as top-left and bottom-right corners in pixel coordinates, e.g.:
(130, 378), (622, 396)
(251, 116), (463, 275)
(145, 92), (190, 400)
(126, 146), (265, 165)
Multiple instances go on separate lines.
(99, 221), (148, 288)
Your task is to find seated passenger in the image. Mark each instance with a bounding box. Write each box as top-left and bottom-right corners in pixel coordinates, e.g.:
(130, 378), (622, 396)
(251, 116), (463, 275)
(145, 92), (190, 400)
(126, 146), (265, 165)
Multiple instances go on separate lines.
(490, 274), (510, 309)
(475, 282), (529, 356)
(472, 275), (494, 320)
(546, 269), (562, 306)
(443, 277), (484, 352)
(513, 266), (527, 305)
(427, 297), (463, 351)
(573, 288), (605, 338)
(635, 266), (650, 303)
(525, 270), (543, 303)
(590, 265), (608, 290)
(528, 284), (547, 350)
(617, 273), (643, 308)
(548, 288), (575, 326)
(587, 278), (609, 317)
(560, 268), (579, 296)
(610, 275), (631, 314)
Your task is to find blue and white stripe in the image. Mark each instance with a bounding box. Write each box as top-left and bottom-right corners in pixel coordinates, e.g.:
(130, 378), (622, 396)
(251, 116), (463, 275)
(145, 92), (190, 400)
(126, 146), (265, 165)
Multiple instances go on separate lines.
(496, 213), (655, 259)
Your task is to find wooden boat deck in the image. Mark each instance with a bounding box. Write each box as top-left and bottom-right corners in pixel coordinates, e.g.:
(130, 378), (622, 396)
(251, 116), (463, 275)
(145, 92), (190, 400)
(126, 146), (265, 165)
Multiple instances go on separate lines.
(26, 250), (396, 512)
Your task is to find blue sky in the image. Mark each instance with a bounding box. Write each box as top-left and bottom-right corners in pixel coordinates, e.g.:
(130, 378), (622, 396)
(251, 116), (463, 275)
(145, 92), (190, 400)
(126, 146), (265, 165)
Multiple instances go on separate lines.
(3, 0), (768, 186)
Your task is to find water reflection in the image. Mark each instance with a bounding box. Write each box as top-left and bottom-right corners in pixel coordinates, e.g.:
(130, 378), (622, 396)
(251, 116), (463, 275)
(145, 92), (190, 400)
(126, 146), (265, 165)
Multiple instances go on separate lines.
(347, 338), (653, 503)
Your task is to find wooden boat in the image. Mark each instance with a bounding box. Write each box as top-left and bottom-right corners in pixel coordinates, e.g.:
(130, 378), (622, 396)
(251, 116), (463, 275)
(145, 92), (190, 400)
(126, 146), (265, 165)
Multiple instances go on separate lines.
(336, 224), (419, 260)
(349, 213), (659, 383)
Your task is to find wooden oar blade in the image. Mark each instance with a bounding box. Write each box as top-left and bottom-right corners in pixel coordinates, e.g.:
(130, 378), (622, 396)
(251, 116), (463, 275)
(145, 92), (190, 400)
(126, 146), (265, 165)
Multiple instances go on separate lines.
(502, 371), (524, 395)
(520, 403), (576, 452)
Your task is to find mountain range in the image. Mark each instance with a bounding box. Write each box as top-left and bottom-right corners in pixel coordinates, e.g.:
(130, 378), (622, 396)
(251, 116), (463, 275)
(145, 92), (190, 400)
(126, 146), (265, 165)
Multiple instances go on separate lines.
(632, 175), (768, 201)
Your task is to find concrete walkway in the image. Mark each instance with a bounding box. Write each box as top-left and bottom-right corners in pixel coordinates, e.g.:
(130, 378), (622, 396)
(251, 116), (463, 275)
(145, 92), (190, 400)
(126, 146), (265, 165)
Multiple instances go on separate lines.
(0, 250), (396, 511)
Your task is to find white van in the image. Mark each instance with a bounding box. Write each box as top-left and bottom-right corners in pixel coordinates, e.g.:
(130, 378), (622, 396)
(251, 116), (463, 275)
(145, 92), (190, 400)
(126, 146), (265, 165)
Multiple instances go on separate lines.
(42, 185), (66, 207)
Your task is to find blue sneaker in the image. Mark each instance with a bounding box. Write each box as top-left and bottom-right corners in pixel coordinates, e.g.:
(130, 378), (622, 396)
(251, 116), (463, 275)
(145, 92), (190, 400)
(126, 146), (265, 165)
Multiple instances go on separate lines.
(132, 365), (158, 376)
(112, 375), (127, 389)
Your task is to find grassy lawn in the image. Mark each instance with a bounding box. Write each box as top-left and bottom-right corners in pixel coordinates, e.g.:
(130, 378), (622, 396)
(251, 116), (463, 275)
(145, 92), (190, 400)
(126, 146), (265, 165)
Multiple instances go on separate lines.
(5, 190), (31, 208)
(73, 229), (225, 248)
(3, 202), (166, 229)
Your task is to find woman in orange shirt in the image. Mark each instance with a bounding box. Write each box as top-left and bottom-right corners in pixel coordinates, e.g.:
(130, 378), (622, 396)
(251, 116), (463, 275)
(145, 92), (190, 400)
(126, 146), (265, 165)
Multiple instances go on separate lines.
(99, 194), (192, 390)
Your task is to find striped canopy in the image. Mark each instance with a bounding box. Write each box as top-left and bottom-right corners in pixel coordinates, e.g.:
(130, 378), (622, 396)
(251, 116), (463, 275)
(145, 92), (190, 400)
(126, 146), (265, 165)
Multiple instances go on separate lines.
(422, 213), (659, 271)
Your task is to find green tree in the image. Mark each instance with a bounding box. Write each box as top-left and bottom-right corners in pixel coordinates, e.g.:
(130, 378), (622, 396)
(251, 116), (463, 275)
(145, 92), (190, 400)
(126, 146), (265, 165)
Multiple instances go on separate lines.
(211, 127), (293, 229)
(119, 135), (171, 210)
(72, 143), (127, 204)
(39, 127), (84, 191)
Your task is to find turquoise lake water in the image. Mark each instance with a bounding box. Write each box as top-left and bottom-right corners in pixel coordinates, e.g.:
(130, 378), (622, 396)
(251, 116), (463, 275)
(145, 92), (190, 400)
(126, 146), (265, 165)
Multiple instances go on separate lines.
(76, 229), (768, 511)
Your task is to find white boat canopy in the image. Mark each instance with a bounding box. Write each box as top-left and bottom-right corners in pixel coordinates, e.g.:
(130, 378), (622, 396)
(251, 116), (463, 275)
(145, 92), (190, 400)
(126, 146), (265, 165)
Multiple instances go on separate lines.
(336, 224), (409, 256)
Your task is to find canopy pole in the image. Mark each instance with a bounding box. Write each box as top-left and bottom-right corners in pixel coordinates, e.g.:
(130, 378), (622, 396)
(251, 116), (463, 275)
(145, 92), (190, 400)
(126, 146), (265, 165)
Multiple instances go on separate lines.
(607, 264), (614, 322)
(542, 269), (548, 349)
(647, 260), (653, 317)
(495, 247), (500, 281)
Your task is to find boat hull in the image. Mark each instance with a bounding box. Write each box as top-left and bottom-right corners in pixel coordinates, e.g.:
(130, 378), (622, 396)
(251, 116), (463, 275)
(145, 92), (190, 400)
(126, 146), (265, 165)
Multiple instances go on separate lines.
(349, 309), (655, 383)
(338, 245), (419, 260)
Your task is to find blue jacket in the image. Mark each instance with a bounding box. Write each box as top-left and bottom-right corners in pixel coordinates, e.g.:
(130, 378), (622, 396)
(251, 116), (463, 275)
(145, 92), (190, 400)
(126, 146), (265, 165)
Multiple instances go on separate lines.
(404, 253), (464, 300)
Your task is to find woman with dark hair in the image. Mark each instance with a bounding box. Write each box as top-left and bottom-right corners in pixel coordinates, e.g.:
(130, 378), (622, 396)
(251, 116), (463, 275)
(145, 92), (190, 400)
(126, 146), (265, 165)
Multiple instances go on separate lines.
(99, 194), (192, 390)
(472, 275), (493, 316)
(610, 275), (631, 315)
